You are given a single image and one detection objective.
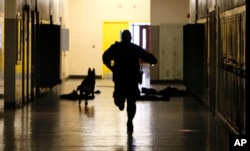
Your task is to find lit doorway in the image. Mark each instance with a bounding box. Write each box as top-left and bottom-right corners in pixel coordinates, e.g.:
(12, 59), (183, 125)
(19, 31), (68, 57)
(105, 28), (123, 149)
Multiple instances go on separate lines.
(129, 22), (150, 51)
(130, 23), (151, 86)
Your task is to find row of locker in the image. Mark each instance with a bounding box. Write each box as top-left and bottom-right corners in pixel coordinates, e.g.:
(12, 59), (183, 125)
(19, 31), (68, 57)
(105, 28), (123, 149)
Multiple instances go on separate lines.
(150, 24), (184, 81)
(150, 24), (205, 97)
(150, 24), (206, 80)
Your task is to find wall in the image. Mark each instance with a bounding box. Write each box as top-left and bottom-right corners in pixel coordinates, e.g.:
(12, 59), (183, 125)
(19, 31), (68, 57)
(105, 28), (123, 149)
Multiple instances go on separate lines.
(189, 0), (197, 23)
(150, 0), (190, 25)
(67, 0), (191, 77)
(67, 0), (150, 77)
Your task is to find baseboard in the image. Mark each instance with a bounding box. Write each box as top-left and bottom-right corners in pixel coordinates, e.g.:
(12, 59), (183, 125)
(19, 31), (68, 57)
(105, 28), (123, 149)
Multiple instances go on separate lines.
(150, 80), (183, 84)
(69, 75), (102, 79)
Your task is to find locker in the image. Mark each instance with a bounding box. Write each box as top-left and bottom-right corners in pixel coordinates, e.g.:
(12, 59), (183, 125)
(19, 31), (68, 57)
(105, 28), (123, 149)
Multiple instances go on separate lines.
(183, 24), (205, 95)
(38, 24), (61, 89)
(159, 24), (183, 80)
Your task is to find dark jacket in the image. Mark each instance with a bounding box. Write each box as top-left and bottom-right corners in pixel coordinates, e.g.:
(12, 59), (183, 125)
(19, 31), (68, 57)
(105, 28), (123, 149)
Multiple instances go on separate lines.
(103, 41), (157, 83)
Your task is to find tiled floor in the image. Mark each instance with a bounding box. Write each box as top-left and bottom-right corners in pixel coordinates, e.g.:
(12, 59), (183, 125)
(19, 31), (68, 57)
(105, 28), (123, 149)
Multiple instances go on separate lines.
(0, 78), (233, 151)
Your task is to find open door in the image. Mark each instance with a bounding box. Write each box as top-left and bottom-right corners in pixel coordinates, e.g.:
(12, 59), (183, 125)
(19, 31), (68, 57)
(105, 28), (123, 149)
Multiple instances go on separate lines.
(139, 25), (150, 52)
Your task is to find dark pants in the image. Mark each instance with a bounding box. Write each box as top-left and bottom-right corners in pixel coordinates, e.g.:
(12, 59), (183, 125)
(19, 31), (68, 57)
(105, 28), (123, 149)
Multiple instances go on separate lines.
(113, 81), (139, 121)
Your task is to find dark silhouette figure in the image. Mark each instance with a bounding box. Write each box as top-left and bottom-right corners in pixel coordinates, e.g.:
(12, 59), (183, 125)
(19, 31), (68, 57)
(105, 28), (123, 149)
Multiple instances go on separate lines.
(77, 68), (96, 105)
(102, 30), (157, 133)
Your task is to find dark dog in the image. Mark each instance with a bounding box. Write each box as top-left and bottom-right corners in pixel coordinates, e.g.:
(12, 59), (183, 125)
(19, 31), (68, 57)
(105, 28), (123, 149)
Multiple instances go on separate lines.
(77, 68), (96, 105)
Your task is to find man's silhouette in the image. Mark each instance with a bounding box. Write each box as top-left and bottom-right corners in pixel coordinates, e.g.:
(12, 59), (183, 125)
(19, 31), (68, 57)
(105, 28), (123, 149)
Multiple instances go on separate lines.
(102, 30), (157, 133)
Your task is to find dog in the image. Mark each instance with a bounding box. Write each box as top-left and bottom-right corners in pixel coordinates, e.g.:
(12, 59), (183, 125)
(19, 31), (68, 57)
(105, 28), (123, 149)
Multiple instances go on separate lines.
(77, 68), (96, 105)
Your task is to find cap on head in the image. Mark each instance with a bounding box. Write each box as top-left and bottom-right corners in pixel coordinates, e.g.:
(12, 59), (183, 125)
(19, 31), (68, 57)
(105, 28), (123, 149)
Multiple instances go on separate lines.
(121, 30), (131, 42)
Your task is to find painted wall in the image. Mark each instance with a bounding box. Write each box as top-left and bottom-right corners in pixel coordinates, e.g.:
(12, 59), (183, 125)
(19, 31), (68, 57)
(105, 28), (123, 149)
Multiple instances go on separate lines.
(150, 0), (190, 25)
(189, 0), (197, 23)
(67, 0), (150, 77)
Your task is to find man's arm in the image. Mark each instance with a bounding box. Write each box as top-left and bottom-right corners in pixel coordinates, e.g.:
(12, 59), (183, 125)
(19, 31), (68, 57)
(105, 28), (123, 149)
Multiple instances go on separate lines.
(144, 53), (157, 65)
(102, 50), (112, 71)
(102, 43), (117, 71)
(138, 47), (157, 65)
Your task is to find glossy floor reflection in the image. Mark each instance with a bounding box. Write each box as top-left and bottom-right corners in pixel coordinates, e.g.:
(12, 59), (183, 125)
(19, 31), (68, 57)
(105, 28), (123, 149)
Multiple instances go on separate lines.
(0, 79), (231, 151)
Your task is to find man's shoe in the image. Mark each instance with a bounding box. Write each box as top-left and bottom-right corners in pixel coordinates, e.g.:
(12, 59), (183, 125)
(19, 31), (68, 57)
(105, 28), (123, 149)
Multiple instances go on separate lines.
(114, 99), (124, 111)
(118, 103), (124, 111)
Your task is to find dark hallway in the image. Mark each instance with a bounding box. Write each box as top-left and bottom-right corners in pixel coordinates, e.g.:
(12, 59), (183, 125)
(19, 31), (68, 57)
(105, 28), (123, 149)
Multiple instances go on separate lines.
(0, 77), (232, 151)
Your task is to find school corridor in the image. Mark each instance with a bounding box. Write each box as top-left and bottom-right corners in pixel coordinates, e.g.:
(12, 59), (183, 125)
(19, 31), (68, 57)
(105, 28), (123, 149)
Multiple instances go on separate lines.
(0, 77), (233, 151)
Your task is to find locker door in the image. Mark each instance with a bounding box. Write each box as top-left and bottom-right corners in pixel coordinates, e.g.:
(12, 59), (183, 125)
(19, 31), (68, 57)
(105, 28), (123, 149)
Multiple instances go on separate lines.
(159, 24), (183, 80)
(159, 25), (175, 80)
(183, 24), (205, 96)
(173, 25), (183, 80)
